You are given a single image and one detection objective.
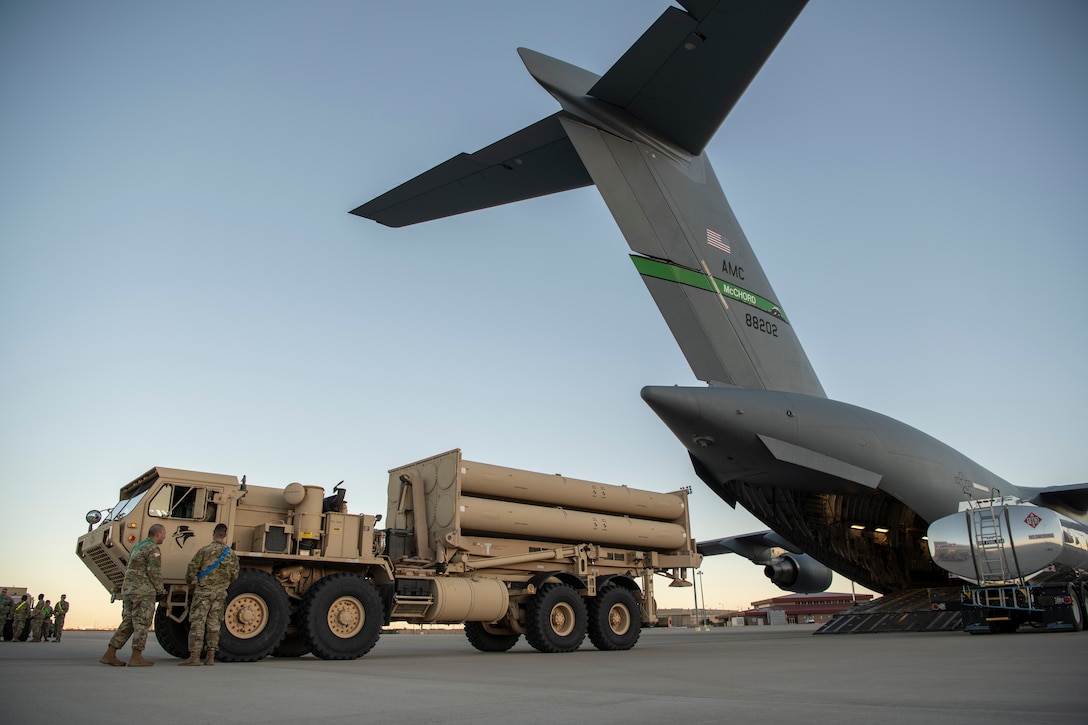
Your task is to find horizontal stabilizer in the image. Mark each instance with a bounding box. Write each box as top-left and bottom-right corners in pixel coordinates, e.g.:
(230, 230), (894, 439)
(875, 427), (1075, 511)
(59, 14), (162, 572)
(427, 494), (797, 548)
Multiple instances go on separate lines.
(757, 434), (883, 490)
(351, 114), (591, 227)
(588, 0), (807, 155)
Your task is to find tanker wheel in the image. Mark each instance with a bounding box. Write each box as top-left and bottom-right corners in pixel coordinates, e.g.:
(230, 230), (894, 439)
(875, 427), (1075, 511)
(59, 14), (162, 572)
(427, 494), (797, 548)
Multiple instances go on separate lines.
(153, 603), (191, 658)
(218, 569), (290, 662)
(1071, 589), (1084, 632)
(300, 573), (382, 660)
(525, 582), (586, 653)
(587, 586), (641, 651)
(464, 621), (520, 652)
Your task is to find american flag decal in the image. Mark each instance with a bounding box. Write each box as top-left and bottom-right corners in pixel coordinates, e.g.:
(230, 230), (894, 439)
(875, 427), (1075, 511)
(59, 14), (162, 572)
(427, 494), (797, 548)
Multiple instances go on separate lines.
(707, 228), (731, 254)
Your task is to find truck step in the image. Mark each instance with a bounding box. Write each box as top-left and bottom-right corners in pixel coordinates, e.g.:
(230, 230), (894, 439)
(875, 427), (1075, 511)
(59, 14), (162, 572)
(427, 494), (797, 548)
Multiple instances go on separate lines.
(390, 595), (433, 618)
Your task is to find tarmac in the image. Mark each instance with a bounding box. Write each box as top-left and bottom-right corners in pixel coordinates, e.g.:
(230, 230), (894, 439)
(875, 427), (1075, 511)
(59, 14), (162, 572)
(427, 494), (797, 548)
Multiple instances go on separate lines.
(1, 625), (1086, 724)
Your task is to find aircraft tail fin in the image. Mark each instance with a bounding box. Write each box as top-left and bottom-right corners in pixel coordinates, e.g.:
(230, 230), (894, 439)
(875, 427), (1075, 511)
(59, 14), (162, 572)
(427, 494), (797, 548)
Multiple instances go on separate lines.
(558, 115), (824, 395)
(354, 0), (821, 395)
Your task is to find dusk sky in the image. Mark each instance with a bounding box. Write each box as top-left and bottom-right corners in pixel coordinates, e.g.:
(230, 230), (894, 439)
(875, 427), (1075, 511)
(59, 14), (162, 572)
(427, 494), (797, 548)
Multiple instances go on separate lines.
(2, 0), (1085, 628)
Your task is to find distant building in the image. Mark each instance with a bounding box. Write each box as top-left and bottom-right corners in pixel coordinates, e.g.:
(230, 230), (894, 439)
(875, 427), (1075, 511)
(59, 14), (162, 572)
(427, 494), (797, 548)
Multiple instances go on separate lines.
(657, 592), (874, 628)
(743, 592), (874, 625)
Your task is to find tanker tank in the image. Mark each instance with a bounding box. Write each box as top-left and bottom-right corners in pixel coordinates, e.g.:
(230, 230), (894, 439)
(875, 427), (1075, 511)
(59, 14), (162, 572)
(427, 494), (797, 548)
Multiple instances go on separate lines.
(928, 499), (1088, 584)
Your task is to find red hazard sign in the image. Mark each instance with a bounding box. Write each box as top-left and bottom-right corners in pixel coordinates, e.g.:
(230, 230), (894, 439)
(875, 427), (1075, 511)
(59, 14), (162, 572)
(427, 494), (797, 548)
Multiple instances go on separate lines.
(1024, 511), (1042, 529)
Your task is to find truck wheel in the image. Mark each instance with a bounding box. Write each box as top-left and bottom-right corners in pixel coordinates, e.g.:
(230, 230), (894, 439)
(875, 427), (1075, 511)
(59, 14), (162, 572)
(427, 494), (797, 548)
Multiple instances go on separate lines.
(525, 583), (586, 653)
(218, 569), (290, 662)
(271, 632), (311, 657)
(153, 603), (191, 658)
(271, 606), (311, 657)
(300, 573), (382, 660)
(587, 586), (641, 651)
(464, 621), (520, 652)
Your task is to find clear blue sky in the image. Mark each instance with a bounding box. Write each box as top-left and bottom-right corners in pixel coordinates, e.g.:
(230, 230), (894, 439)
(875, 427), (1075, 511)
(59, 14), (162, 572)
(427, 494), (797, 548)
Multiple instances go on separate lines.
(2, 1), (1085, 628)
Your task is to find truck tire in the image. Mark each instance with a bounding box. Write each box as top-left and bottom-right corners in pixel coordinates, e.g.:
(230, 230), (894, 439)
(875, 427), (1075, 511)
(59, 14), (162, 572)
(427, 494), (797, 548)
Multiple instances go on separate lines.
(300, 573), (382, 660)
(464, 621), (520, 652)
(218, 569), (290, 662)
(587, 586), (641, 651)
(271, 632), (311, 657)
(271, 607), (311, 658)
(1071, 589), (1084, 632)
(154, 603), (191, 658)
(525, 582), (586, 653)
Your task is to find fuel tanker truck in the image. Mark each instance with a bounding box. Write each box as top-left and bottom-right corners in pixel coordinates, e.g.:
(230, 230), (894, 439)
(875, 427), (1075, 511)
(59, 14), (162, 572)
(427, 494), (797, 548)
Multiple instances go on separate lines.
(76, 449), (701, 661)
(927, 496), (1088, 633)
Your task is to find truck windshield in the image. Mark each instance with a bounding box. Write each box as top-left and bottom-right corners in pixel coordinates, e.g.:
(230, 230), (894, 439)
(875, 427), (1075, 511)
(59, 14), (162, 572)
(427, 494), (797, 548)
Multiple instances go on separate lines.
(104, 486), (152, 523)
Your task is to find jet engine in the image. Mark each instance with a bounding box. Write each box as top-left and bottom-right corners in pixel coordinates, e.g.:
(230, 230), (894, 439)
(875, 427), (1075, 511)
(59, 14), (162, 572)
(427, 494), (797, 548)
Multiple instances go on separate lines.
(764, 553), (833, 593)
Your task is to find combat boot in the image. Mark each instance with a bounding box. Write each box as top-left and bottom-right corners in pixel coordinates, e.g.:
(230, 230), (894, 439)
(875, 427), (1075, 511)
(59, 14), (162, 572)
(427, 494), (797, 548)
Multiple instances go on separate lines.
(178, 652), (200, 666)
(99, 645), (127, 667)
(128, 648), (154, 666)
(203, 648), (216, 666)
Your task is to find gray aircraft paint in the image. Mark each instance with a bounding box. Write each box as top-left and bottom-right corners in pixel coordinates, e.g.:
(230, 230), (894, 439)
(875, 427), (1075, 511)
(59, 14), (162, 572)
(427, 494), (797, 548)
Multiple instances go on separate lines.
(353, 0), (1087, 594)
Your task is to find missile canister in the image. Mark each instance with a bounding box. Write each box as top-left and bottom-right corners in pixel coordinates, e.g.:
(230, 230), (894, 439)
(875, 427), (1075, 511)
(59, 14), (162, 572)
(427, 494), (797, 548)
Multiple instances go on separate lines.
(458, 495), (689, 551)
(460, 459), (686, 521)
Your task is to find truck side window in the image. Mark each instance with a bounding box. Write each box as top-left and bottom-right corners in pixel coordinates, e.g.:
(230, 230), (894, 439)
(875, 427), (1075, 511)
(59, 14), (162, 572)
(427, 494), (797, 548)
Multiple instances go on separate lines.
(147, 484), (207, 520)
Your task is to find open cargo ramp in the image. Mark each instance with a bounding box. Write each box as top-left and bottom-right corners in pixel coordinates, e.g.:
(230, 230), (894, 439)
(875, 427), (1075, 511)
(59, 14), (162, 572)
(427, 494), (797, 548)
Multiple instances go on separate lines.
(815, 588), (963, 634)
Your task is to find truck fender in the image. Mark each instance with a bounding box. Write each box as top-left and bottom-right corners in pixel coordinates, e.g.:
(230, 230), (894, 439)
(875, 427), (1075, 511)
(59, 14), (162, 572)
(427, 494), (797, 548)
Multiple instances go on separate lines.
(595, 574), (640, 596)
(527, 571), (583, 594)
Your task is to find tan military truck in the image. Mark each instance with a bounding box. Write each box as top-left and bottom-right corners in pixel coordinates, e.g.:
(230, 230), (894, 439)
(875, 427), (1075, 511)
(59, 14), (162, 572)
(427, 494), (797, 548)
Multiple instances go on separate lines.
(77, 449), (700, 661)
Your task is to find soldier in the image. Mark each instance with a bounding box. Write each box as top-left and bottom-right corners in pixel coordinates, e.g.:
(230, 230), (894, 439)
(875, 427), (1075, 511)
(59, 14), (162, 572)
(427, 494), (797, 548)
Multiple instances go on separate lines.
(29, 594), (47, 642)
(0, 589), (11, 641)
(179, 523), (239, 666)
(40, 599), (53, 642)
(12, 594), (30, 641)
(52, 594), (69, 641)
(100, 523), (166, 667)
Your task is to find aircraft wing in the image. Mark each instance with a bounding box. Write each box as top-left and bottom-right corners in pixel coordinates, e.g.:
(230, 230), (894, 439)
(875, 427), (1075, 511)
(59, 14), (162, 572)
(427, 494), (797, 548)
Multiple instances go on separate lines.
(351, 114), (591, 227)
(697, 530), (800, 560)
(589, 0), (807, 156)
(1025, 482), (1088, 520)
(698, 529), (833, 592)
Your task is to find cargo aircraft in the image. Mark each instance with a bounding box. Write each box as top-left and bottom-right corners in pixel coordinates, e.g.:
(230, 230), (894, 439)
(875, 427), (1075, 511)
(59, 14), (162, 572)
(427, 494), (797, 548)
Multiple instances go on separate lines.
(352, 0), (1088, 595)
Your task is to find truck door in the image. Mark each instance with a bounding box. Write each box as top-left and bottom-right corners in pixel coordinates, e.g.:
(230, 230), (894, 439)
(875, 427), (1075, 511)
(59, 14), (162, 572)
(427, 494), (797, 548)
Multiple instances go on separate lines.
(145, 483), (223, 582)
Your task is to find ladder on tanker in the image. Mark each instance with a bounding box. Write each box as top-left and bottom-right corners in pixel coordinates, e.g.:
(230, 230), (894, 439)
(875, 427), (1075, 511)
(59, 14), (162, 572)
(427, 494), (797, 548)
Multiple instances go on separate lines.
(967, 496), (1029, 586)
(970, 501), (1010, 583)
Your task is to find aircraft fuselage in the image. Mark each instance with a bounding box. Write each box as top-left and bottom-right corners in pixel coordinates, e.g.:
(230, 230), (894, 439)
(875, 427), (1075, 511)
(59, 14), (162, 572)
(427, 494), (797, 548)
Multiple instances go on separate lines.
(642, 384), (1019, 592)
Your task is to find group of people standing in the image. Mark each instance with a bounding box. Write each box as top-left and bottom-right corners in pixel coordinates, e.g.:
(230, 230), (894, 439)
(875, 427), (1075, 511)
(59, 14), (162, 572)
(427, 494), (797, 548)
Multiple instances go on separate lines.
(1, 590), (69, 642)
(99, 522), (239, 667)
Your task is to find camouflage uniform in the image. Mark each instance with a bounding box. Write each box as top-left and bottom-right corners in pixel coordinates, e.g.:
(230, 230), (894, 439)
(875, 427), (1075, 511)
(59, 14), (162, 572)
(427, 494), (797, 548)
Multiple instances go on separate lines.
(185, 540), (239, 657)
(53, 597), (69, 641)
(0, 593), (11, 640)
(30, 596), (48, 642)
(12, 597), (30, 640)
(108, 537), (165, 651)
